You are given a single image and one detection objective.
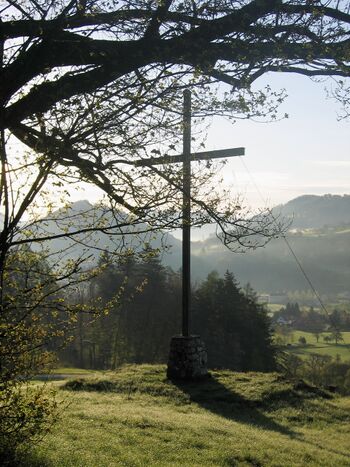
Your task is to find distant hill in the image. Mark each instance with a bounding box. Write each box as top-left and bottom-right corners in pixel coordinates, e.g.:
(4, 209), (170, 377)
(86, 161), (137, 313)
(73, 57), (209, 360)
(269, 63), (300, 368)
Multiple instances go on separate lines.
(187, 227), (350, 296)
(18, 194), (350, 297)
(28, 200), (182, 264)
(272, 194), (350, 229)
(164, 194), (350, 296)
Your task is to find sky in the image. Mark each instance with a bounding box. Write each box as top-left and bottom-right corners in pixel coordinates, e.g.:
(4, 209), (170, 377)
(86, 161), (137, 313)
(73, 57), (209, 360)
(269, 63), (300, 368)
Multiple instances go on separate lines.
(72, 72), (349, 209)
(69, 72), (349, 240)
(204, 73), (349, 211)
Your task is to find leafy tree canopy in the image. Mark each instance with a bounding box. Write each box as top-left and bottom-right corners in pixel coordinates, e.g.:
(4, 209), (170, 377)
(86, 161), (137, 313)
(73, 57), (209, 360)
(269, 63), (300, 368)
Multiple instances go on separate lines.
(2, 0), (349, 129)
(0, 0), (349, 253)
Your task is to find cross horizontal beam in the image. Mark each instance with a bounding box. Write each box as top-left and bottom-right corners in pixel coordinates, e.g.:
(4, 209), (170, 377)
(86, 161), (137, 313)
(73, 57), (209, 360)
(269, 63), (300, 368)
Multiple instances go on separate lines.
(134, 147), (245, 167)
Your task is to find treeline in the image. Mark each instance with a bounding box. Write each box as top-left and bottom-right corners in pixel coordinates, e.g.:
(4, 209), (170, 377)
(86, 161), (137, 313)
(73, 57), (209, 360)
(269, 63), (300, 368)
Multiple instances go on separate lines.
(59, 248), (275, 372)
(273, 302), (350, 333)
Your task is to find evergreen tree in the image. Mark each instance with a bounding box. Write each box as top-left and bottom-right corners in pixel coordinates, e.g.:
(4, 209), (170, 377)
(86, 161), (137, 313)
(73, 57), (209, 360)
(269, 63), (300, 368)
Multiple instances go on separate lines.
(192, 271), (275, 371)
(66, 248), (181, 368)
(64, 265), (275, 372)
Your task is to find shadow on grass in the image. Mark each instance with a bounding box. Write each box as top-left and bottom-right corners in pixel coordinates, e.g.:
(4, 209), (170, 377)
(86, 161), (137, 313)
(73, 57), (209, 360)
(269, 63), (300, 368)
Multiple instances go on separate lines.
(170, 374), (298, 438)
(62, 367), (337, 443)
(1, 451), (49, 467)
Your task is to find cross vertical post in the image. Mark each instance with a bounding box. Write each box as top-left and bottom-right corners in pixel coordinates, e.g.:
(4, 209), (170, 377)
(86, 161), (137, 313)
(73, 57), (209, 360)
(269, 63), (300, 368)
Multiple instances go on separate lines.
(182, 90), (191, 337)
(133, 89), (245, 380)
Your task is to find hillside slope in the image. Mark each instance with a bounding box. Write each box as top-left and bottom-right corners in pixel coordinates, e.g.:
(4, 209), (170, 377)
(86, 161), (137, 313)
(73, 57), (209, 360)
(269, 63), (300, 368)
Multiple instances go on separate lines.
(188, 227), (350, 294)
(27, 365), (350, 467)
(166, 195), (350, 293)
(26, 194), (350, 295)
(272, 194), (350, 229)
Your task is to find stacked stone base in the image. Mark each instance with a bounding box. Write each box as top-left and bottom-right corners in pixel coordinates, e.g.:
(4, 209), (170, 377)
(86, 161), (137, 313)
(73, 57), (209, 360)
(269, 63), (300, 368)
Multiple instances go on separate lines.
(167, 335), (208, 380)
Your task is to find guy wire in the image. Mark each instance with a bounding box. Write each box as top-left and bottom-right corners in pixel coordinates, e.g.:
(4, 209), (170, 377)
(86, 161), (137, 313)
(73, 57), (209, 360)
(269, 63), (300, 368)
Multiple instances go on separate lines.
(237, 155), (340, 332)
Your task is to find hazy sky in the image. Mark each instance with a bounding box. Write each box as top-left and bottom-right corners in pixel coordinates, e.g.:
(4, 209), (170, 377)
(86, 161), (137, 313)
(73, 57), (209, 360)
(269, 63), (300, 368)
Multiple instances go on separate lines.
(71, 73), (349, 219)
(59, 72), (349, 245)
(204, 73), (349, 210)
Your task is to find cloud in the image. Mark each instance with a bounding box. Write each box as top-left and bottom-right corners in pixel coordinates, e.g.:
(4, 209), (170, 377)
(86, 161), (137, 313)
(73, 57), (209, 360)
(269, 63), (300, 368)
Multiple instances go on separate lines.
(230, 171), (289, 184)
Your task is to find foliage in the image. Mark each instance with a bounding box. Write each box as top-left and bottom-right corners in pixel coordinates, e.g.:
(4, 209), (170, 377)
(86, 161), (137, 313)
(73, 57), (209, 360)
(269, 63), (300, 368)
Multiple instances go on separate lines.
(273, 303), (350, 334)
(1, 247), (68, 384)
(329, 328), (344, 344)
(279, 351), (350, 395)
(0, 0), (304, 256)
(298, 336), (307, 345)
(0, 0), (348, 258)
(192, 271), (276, 371)
(1, 0), (349, 459)
(0, 244), (105, 459)
(0, 384), (58, 465)
(60, 248), (182, 368)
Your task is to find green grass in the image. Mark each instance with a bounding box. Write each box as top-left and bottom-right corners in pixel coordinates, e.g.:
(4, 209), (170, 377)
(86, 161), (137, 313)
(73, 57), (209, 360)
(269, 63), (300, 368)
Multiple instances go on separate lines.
(287, 331), (350, 360)
(20, 365), (350, 467)
(32, 367), (98, 382)
(50, 367), (97, 375)
(294, 331), (350, 344)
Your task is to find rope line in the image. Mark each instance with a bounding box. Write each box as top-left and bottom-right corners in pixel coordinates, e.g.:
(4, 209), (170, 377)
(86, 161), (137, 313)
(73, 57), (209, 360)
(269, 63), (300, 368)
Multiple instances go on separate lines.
(237, 156), (339, 330)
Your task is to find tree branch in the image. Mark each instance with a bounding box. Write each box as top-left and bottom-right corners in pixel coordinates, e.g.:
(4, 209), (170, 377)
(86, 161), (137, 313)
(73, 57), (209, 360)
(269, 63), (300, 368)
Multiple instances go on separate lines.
(10, 123), (139, 214)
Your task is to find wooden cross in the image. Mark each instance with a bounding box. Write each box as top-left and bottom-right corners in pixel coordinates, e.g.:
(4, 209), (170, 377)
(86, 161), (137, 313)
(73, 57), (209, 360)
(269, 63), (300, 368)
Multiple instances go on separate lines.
(135, 90), (245, 337)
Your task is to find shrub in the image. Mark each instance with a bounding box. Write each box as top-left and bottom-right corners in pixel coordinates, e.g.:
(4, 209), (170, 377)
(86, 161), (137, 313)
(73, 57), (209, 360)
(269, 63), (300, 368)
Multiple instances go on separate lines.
(0, 383), (58, 464)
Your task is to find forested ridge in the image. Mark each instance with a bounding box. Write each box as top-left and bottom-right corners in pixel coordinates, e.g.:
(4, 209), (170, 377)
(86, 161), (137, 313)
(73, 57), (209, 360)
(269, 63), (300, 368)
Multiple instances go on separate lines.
(191, 227), (350, 294)
(25, 194), (350, 295)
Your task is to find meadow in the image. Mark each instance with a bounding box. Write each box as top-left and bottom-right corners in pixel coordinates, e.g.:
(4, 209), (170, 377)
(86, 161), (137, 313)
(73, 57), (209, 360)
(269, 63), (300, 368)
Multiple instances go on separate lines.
(286, 331), (350, 360)
(20, 365), (350, 467)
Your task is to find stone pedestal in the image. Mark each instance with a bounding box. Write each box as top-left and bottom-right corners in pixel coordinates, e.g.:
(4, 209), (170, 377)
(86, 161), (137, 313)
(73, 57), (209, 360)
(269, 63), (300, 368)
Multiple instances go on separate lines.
(167, 335), (208, 380)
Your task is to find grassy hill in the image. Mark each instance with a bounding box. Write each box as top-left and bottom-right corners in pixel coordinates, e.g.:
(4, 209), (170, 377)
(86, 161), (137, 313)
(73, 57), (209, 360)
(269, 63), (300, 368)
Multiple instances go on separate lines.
(23, 365), (350, 466)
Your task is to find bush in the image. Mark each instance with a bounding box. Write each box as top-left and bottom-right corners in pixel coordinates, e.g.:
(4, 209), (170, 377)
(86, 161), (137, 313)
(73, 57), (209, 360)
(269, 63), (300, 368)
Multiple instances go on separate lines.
(0, 247), (99, 460)
(322, 362), (350, 394)
(0, 383), (58, 464)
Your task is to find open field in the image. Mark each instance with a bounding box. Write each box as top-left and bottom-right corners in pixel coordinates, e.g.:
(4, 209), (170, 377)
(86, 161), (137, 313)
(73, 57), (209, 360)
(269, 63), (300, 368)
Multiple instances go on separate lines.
(285, 331), (350, 360)
(51, 367), (95, 375)
(32, 367), (100, 381)
(19, 365), (350, 467)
